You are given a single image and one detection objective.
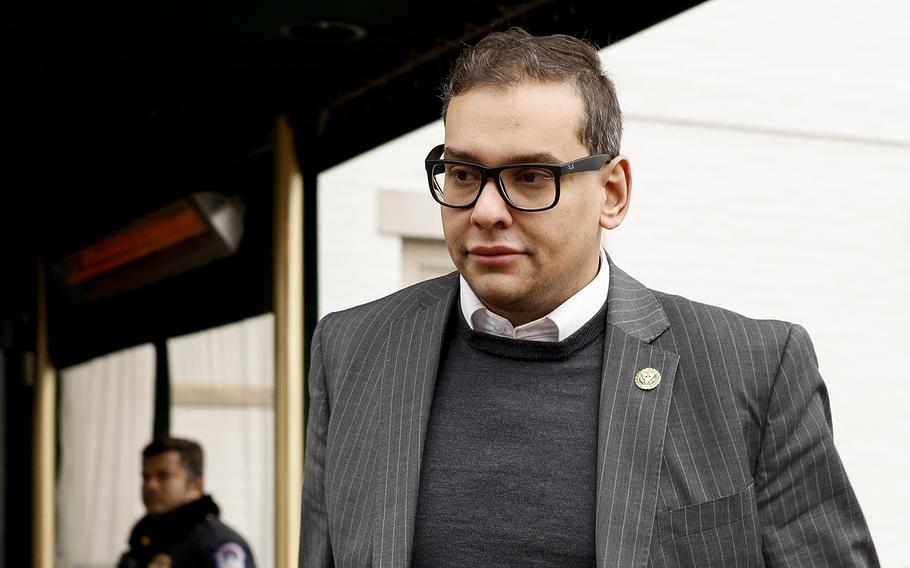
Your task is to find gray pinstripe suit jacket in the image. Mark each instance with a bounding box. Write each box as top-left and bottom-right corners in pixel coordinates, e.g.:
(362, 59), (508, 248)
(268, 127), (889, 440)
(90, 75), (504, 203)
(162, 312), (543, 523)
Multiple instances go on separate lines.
(300, 259), (878, 567)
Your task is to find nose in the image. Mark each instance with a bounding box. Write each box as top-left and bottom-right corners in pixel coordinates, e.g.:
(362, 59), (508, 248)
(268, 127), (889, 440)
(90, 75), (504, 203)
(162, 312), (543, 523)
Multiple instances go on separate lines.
(469, 177), (512, 229)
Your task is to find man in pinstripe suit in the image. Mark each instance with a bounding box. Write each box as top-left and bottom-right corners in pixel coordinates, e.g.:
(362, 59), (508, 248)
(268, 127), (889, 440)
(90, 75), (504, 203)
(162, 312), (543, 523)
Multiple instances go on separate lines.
(300, 29), (878, 567)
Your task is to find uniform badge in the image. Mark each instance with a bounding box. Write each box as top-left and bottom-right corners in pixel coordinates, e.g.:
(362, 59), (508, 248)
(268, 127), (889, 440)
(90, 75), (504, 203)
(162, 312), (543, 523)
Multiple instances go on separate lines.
(214, 542), (246, 568)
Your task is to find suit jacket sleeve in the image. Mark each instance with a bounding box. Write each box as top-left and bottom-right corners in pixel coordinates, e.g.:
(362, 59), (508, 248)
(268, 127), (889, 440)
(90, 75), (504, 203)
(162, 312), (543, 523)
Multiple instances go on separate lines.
(755, 323), (879, 567)
(299, 320), (334, 567)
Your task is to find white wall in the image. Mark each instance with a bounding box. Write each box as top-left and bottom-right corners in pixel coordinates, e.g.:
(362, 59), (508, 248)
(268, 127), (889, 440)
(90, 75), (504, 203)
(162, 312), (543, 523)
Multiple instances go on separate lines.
(318, 122), (444, 315)
(317, 0), (910, 564)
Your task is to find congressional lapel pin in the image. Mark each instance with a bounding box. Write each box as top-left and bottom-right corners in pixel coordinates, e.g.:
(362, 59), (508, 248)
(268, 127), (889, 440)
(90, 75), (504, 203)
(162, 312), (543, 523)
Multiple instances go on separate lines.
(634, 367), (661, 391)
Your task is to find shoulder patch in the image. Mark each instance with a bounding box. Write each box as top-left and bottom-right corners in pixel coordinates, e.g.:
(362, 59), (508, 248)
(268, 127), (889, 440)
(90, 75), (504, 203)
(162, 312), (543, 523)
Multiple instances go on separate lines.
(214, 542), (246, 568)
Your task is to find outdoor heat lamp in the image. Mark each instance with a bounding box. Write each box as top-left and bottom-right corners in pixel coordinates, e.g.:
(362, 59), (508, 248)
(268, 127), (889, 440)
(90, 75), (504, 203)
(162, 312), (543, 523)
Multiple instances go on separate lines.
(52, 192), (245, 302)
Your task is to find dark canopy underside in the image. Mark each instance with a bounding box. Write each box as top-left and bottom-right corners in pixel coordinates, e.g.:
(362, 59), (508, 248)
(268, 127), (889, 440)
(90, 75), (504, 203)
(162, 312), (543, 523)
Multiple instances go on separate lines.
(1, 0), (704, 365)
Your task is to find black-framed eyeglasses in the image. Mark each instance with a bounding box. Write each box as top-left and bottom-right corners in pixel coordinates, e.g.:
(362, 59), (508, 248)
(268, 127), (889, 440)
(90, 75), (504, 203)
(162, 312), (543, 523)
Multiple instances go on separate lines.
(424, 144), (613, 212)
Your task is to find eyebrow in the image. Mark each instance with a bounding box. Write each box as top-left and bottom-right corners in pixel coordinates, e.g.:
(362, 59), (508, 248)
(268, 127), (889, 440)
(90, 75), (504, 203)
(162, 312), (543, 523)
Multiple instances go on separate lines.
(443, 147), (564, 166)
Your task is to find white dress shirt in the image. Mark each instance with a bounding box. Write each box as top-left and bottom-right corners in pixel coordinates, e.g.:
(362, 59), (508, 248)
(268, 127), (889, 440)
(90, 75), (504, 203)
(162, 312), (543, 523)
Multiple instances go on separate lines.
(459, 248), (610, 342)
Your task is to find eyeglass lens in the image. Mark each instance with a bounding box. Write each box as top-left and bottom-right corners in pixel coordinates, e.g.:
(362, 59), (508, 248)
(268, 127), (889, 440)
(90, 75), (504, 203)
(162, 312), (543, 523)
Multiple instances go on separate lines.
(431, 163), (556, 209)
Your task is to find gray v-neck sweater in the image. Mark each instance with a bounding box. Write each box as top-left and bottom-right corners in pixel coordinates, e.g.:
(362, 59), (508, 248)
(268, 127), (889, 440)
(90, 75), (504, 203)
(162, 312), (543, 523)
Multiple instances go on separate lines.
(411, 301), (607, 567)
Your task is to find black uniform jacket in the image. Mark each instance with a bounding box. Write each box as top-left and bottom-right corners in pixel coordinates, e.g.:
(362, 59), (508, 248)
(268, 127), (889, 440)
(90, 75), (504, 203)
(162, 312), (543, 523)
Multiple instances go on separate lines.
(118, 495), (255, 568)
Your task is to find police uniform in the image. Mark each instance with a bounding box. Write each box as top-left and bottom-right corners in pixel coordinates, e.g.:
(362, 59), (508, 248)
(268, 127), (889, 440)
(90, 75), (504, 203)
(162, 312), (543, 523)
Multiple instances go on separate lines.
(117, 495), (255, 568)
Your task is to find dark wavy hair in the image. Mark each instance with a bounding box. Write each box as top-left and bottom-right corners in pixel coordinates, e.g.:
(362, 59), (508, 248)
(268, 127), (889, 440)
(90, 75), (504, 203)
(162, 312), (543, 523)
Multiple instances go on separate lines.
(441, 27), (623, 157)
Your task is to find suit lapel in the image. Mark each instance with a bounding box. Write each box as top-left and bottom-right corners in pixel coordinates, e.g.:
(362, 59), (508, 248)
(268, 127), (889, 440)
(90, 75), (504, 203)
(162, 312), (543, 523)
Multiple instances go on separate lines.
(595, 262), (679, 568)
(372, 277), (457, 568)
(368, 263), (677, 567)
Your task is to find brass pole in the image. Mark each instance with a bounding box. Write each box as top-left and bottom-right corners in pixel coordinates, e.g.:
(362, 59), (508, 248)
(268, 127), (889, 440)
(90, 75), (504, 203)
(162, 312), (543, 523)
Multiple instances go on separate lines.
(274, 116), (305, 568)
(33, 260), (56, 568)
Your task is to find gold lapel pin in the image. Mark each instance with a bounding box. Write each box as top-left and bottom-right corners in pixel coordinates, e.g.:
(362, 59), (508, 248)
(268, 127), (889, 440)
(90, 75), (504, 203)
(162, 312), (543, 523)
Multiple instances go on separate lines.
(634, 367), (661, 391)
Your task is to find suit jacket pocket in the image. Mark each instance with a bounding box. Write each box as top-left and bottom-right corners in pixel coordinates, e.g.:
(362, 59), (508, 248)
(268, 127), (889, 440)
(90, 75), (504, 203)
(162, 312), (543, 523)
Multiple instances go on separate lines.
(655, 483), (757, 543)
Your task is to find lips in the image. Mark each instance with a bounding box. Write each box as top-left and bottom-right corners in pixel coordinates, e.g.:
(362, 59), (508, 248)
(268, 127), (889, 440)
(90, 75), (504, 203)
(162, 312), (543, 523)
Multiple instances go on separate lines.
(467, 244), (525, 266)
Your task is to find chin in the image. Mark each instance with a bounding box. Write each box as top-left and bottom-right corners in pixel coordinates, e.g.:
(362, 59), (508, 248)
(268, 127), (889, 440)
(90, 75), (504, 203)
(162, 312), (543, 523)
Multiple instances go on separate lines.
(470, 275), (529, 308)
(144, 498), (167, 515)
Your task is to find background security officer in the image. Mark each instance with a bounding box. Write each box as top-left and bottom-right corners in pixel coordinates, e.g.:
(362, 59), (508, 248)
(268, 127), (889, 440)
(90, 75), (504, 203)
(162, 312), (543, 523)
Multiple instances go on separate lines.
(117, 436), (255, 568)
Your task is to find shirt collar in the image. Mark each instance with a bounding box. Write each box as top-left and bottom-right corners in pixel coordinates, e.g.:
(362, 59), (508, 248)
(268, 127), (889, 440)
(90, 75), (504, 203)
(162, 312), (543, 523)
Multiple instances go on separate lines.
(459, 247), (610, 342)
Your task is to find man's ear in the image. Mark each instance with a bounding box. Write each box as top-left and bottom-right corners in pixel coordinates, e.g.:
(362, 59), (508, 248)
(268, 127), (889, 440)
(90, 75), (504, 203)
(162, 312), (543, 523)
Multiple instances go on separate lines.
(599, 155), (632, 230)
(190, 474), (204, 496)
